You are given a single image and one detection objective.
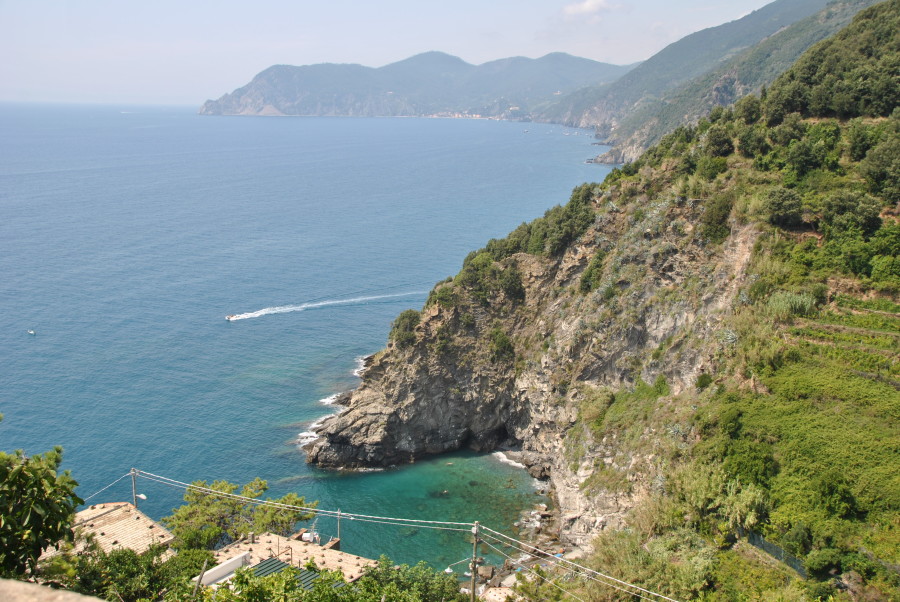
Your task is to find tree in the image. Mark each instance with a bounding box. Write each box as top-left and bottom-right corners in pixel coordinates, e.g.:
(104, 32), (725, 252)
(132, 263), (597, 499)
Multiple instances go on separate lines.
(161, 478), (316, 550)
(0, 414), (82, 578)
(704, 124), (734, 157)
(389, 309), (421, 349)
(42, 543), (214, 602)
(764, 187), (803, 228)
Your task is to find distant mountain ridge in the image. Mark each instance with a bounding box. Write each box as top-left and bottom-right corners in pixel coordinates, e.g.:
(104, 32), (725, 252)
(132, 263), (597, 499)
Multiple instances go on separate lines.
(199, 52), (634, 118)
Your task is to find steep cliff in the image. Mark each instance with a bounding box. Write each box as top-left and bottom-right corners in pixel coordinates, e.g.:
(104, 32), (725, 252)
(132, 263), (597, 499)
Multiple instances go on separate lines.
(307, 3), (900, 595)
(306, 174), (759, 543)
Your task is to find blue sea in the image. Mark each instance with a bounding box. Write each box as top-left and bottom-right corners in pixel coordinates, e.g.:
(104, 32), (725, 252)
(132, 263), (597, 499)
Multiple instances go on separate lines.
(0, 104), (610, 569)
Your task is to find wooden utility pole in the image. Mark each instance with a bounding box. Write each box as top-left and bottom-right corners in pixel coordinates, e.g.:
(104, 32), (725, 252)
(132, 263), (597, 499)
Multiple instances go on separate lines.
(470, 521), (479, 602)
(130, 468), (138, 507)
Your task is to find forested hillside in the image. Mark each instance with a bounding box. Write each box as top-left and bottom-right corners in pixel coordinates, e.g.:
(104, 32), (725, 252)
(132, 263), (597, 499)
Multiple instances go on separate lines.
(308, 1), (900, 598)
(199, 52), (631, 118)
(537, 0), (831, 130)
(595, 0), (882, 163)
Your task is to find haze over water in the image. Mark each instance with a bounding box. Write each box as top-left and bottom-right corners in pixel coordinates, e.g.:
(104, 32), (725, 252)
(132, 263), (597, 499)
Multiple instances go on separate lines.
(0, 104), (611, 567)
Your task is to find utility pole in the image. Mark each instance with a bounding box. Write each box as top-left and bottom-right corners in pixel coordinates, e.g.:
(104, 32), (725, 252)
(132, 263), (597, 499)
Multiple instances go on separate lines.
(337, 509), (341, 541)
(470, 521), (479, 602)
(130, 468), (138, 507)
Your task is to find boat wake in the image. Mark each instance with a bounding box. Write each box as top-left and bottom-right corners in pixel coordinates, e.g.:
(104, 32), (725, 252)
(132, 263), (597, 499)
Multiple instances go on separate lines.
(226, 291), (426, 321)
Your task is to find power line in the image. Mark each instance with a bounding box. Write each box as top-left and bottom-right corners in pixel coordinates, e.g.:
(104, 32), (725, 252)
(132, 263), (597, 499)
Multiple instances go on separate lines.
(102, 469), (677, 601)
(479, 531), (665, 602)
(478, 537), (587, 602)
(479, 526), (679, 602)
(81, 471), (132, 503)
(135, 469), (472, 530)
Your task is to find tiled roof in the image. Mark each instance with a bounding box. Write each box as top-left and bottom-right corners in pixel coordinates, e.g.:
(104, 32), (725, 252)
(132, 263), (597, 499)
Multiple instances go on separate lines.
(72, 502), (174, 555)
(211, 532), (376, 583)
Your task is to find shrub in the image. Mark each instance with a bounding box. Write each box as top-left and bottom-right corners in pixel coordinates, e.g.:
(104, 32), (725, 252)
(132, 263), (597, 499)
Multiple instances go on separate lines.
(488, 327), (514, 362)
(696, 156), (728, 181)
(764, 188), (803, 228)
(425, 284), (457, 308)
(579, 249), (607, 293)
(859, 136), (900, 204)
(499, 265), (525, 301)
(737, 124), (770, 158)
(722, 440), (777, 487)
(389, 309), (420, 348)
(701, 192), (734, 243)
(734, 95), (762, 124)
(821, 190), (882, 237)
(704, 124), (734, 157)
(695, 373), (713, 391)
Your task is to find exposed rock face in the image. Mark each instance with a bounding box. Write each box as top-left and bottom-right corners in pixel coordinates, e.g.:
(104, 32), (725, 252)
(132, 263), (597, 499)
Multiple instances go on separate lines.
(305, 185), (758, 546)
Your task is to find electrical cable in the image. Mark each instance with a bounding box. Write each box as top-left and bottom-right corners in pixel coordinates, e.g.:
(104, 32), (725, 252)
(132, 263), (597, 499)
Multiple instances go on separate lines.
(478, 537), (587, 602)
(479, 527), (679, 602)
(129, 468), (677, 601)
(136, 469), (473, 529)
(479, 532), (662, 602)
(81, 471), (132, 503)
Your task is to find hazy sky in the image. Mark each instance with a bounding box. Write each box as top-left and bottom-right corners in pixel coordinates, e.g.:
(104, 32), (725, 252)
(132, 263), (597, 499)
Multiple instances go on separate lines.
(1, 0), (775, 106)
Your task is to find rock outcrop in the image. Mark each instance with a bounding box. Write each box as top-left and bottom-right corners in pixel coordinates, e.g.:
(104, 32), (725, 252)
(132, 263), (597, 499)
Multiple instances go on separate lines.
(305, 179), (758, 546)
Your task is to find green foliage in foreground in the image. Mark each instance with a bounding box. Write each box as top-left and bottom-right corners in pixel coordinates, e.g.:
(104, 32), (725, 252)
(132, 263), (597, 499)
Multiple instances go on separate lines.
(0, 414), (82, 579)
(179, 556), (466, 602)
(161, 478), (316, 551)
(42, 544), (212, 602)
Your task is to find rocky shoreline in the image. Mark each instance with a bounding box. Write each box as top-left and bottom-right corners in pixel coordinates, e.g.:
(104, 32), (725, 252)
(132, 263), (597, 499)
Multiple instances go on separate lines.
(303, 180), (758, 555)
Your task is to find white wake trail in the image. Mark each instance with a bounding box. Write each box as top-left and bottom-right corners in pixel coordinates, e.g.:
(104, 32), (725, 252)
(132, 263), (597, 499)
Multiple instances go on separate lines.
(226, 291), (426, 321)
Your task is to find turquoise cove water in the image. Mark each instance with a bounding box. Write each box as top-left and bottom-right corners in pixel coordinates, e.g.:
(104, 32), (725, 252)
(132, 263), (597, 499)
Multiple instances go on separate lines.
(0, 103), (611, 568)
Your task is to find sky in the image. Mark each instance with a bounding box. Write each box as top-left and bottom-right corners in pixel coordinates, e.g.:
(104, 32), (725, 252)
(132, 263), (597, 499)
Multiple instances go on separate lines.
(0, 0), (777, 106)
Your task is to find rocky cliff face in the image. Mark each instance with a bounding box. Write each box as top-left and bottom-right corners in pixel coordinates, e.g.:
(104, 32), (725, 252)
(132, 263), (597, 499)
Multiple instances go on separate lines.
(305, 175), (758, 546)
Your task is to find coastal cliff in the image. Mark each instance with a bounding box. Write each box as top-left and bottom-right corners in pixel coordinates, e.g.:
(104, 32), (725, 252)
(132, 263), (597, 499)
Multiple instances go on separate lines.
(305, 175), (759, 545)
(307, 4), (900, 595)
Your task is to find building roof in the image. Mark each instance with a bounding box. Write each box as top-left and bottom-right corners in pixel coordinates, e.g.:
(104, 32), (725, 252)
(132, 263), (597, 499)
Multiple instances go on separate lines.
(71, 502), (174, 555)
(210, 532), (376, 583)
(249, 558), (338, 591)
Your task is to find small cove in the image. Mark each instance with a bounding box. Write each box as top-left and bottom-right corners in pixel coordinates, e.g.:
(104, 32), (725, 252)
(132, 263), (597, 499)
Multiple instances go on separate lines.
(0, 104), (612, 566)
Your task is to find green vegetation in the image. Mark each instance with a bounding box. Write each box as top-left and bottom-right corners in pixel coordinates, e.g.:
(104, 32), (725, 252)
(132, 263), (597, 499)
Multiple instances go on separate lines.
(598, 0), (881, 160)
(43, 544), (212, 602)
(479, 183), (597, 261)
(389, 309), (421, 348)
(488, 327), (515, 362)
(0, 414), (82, 579)
(161, 478), (316, 551)
(512, 3), (900, 599)
(192, 556), (466, 601)
(579, 248), (607, 293)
